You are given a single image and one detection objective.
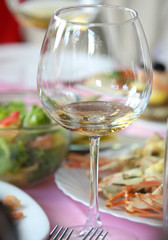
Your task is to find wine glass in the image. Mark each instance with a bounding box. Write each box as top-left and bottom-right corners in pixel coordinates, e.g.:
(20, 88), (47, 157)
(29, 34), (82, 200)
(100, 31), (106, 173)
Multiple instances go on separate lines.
(5, 0), (99, 42)
(5, 0), (99, 29)
(37, 4), (152, 240)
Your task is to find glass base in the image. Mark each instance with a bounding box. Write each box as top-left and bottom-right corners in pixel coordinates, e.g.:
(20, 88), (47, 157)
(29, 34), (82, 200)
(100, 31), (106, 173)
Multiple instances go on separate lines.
(53, 225), (136, 240)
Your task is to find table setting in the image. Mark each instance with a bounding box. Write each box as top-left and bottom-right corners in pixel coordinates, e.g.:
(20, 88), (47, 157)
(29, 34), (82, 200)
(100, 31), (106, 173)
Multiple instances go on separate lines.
(0, 1), (168, 240)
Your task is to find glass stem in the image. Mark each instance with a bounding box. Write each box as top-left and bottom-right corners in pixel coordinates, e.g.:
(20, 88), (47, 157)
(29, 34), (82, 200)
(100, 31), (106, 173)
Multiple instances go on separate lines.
(85, 136), (102, 228)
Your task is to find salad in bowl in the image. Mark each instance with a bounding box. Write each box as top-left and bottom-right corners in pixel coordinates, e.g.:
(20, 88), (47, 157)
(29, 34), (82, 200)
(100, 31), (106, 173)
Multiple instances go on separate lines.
(0, 91), (69, 187)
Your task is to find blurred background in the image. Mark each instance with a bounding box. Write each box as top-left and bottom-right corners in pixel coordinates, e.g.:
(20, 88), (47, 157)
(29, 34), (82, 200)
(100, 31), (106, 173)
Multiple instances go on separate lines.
(0, 2), (166, 239)
(1, 0), (168, 60)
(0, 0), (168, 122)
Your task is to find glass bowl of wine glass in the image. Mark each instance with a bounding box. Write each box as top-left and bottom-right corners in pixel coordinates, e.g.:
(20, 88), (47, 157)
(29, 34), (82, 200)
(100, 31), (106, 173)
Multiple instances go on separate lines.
(37, 4), (152, 239)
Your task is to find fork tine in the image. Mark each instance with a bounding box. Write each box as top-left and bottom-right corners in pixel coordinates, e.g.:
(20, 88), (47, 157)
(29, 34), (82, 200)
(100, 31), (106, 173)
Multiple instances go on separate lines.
(101, 231), (108, 239)
(49, 226), (108, 240)
(48, 225), (59, 240)
(87, 228), (99, 240)
(50, 226), (73, 240)
(55, 227), (68, 240)
(53, 226), (64, 239)
(82, 228), (108, 240)
(64, 229), (74, 240)
(81, 228), (94, 240)
(94, 229), (103, 240)
(86, 228), (108, 240)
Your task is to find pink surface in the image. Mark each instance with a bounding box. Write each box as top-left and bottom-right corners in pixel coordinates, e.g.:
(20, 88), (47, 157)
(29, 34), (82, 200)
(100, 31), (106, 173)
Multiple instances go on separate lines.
(23, 121), (165, 240)
(24, 176), (163, 240)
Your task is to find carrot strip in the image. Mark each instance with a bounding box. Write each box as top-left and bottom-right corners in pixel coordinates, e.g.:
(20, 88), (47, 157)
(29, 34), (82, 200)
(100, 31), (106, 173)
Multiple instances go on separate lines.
(135, 193), (162, 214)
(128, 192), (136, 198)
(127, 207), (163, 218)
(66, 162), (88, 168)
(138, 180), (162, 187)
(108, 189), (126, 203)
(67, 156), (111, 168)
(106, 199), (125, 208)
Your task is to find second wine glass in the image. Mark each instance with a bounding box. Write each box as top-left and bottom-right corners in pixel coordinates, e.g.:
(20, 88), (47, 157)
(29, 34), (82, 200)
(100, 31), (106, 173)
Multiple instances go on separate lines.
(37, 4), (152, 240)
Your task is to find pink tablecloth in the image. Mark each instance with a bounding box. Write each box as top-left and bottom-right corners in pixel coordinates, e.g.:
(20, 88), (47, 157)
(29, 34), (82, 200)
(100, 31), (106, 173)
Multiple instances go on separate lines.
(24, 120), (165, 240)
(0, 43), (165, 240)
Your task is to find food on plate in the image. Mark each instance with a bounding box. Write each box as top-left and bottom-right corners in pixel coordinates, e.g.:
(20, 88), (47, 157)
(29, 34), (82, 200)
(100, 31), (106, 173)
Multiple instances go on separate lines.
(67, 133), (164, 218)
(1, 194), (23, 220)
(84, 68), (136, 93)
(0, 99), (68, 187)
(140, 62), (168, 121)
(98, 133), (164, 218)
(67, 152), (113, 168)
(106, 69), (135, 89)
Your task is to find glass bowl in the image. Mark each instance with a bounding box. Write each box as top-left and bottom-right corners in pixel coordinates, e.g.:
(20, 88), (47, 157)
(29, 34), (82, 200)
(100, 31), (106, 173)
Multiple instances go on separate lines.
(0, 91), (69, 187)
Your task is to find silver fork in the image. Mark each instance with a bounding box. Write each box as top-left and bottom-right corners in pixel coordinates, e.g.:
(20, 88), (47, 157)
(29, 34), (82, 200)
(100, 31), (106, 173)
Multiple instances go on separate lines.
(48, 225), (108, 240)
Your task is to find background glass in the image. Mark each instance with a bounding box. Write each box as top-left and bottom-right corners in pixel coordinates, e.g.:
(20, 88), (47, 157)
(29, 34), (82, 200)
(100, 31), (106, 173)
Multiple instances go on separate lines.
(5, 0), (99, 42)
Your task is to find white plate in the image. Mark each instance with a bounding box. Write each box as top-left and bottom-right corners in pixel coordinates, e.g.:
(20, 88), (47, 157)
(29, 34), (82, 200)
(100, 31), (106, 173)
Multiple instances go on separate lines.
(55, 135), (162, 227)
(0, 181), (50, 240)
(55, 168), (162, 227)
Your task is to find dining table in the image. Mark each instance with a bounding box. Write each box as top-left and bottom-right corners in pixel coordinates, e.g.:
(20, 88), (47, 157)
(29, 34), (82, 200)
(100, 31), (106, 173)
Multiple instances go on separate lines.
(23, 119), (165, 240)
(0, 43), (166, 240)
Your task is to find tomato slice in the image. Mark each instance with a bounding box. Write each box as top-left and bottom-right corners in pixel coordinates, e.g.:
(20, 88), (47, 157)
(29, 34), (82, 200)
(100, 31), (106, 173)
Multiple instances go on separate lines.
(0, 111), (20, 127)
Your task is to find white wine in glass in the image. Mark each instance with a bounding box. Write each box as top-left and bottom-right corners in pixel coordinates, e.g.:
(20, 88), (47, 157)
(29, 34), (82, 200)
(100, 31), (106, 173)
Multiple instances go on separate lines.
(37, 4), (152, 240)
(5, 0), (99, 29)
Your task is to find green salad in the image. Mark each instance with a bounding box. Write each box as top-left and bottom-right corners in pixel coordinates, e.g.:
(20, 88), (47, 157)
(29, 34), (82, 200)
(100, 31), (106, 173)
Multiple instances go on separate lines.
(0, 101), (68, 186)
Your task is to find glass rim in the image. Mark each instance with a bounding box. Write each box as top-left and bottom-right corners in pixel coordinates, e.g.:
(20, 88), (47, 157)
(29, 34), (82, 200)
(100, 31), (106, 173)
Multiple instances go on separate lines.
(53, 4), (138, 26)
